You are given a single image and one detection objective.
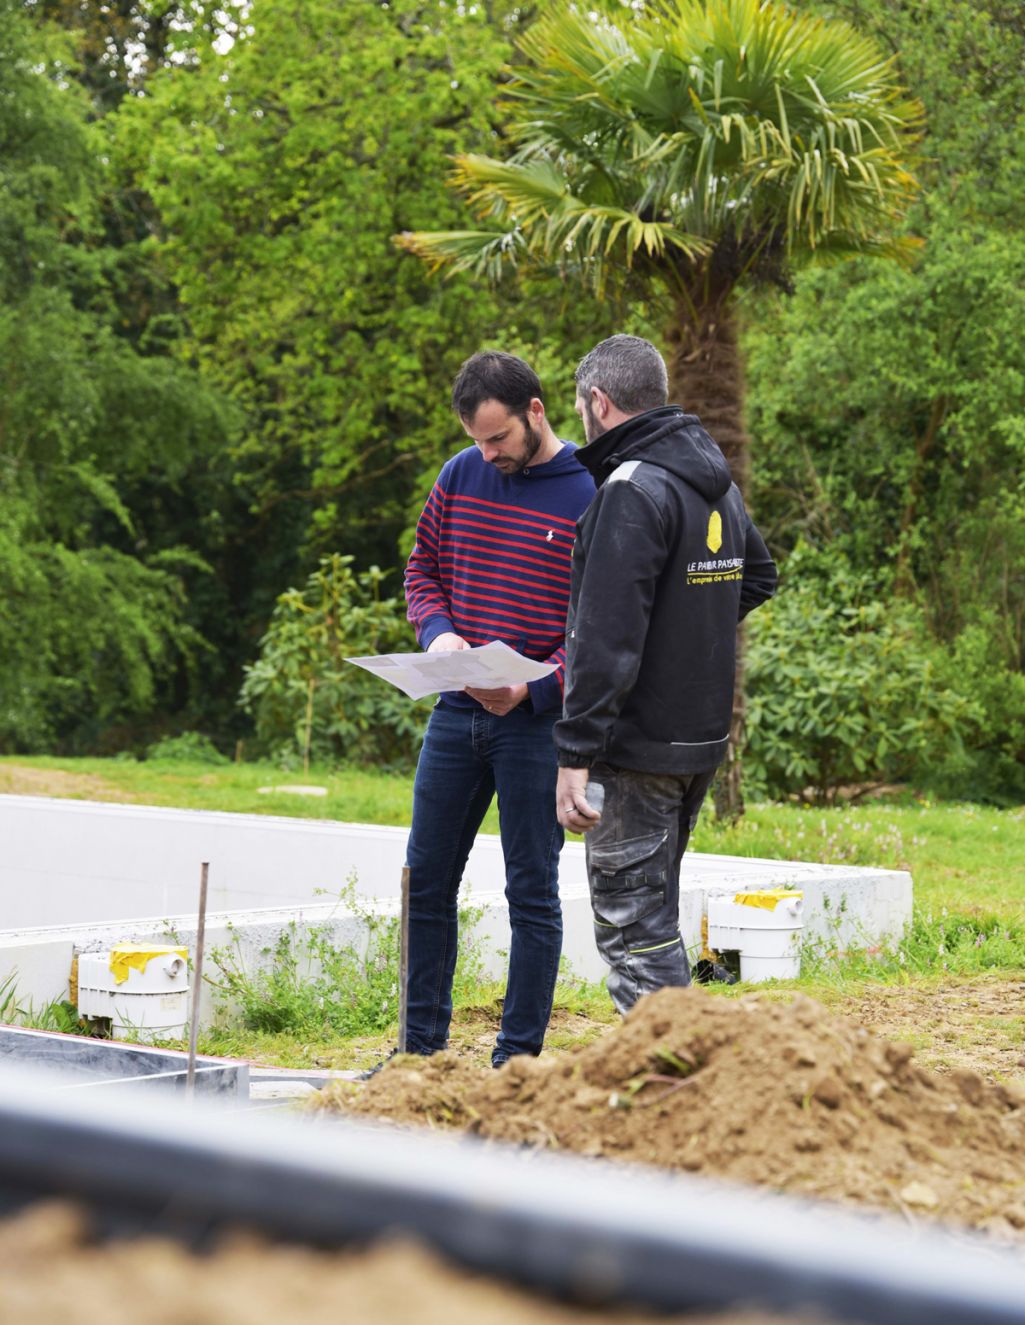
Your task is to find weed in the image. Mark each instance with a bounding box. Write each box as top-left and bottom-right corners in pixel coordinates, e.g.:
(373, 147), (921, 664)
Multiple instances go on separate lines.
(0, 971), (22, 1022)
(206, 877), (489, 1038)
(0, 972), (85, 1034)
(21, 999), (85, 1034)
(800, 907), (1025, 988)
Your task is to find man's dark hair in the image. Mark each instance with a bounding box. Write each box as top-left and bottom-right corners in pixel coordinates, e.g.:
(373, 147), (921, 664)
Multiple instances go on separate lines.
(575, 334), (668, 414)
(451, 350), (543, 422)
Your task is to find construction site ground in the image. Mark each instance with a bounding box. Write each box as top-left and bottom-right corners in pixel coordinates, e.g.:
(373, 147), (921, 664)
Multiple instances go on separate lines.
(435, 973), (1025, 1087)
(312, 981), (1025, 1247)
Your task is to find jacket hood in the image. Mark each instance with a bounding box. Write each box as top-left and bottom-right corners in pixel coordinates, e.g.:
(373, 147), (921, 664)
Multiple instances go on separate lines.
(576, 407), (732, 501)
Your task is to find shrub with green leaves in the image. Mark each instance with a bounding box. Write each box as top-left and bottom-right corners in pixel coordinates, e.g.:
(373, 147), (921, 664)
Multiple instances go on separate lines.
(745, 547), (975, 802)
(146, 731), (229, 765)
(926, 620), (1025, 805)
(239, 553), (429, 769)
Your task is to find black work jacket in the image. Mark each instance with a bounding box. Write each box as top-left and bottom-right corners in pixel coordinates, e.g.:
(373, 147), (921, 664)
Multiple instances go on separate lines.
(554, 407), (777, 774)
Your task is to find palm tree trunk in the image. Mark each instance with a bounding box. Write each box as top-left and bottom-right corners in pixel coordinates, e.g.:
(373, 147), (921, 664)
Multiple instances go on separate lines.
(666, 294), (750, 823)
(665, 295), (749, 497)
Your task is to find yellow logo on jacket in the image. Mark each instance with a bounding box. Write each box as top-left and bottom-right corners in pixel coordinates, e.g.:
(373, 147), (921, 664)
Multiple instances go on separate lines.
(706, 511), (722, 553)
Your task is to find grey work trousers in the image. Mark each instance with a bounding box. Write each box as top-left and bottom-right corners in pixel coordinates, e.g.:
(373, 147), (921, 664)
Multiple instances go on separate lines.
(585, 762), (715, 1015)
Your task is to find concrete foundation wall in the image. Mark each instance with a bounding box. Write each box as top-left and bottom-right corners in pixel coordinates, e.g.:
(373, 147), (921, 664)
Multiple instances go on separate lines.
(0, 794), (417, 926)
(0, 795), (913, 1026)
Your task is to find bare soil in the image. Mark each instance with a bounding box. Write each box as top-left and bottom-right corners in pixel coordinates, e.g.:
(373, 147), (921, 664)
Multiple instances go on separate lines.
(443, 976), (1025, 1087)
(316, 987), (1025, 1243)
(0, 1201), (819, 1325)
(832, 978), (1025, 1082)
(0, 763), (138, 802)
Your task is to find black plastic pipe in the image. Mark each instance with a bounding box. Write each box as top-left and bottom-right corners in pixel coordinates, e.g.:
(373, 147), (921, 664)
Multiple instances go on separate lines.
(0, 1068), (1022, 1324)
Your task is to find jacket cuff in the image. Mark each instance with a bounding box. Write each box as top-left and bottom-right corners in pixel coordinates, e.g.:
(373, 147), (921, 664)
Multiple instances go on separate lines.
(556, 748), (595, 769)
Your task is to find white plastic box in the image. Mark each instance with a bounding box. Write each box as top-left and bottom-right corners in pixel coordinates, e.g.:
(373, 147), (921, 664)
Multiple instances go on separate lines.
(77, 945), (190, 1042)
(706, 890), (804, 982)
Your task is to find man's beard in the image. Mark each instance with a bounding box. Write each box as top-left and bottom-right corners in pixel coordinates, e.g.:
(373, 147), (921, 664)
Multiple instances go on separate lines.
(521, 416), (543, 465)
(499, 415), (544, 474)
(582, 398), (607, 444)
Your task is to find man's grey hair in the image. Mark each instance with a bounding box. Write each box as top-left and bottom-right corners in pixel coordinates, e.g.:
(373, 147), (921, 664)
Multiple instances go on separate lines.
(574, 334), (668, 414)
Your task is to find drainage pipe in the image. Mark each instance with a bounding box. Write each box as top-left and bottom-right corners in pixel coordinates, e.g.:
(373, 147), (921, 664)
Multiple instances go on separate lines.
(0, 1068), (1021, 1325)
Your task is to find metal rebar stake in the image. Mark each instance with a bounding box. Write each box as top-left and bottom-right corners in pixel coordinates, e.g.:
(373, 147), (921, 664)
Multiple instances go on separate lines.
(397, 864), (410, 1053)
(184, 861), (209, 1098)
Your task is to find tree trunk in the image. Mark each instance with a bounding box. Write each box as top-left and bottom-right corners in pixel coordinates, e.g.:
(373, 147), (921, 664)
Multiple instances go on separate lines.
(666, 293), (750, 824)
(665, 294), (749, 498)
(893, 392), (947, 595)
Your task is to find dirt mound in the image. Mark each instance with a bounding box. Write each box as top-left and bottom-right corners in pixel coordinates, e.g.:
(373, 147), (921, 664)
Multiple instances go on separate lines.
(317, 988), (1025, 1238)
(0, 1201), (816, 1325)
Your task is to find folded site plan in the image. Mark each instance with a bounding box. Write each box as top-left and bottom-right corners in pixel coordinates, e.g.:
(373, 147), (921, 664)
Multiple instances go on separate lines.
(345, 640), (556, 700)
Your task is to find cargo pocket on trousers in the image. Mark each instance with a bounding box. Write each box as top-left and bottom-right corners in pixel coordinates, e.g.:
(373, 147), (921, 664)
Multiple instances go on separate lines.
(589, 830), (668, 929)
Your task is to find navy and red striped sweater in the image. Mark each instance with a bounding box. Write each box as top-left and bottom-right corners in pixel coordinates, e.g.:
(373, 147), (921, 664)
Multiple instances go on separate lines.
(405, 442), (596, 714)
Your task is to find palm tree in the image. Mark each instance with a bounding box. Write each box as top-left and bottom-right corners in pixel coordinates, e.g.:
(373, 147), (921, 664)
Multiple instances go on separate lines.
(399, 0), (921, 817)
(399, 0), (921, 494)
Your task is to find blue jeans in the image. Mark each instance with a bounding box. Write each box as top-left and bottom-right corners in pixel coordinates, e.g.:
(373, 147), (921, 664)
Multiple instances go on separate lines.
(404, 702), (564, 1062)
(585, 762), (714, 1015)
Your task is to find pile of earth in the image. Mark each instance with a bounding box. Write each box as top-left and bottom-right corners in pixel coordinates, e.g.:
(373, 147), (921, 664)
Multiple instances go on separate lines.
(0, 1201), (821, 1325)
(315, 987), (1025, 1239)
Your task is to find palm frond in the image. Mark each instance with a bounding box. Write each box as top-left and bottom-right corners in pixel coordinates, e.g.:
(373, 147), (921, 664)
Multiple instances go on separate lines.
(394, 229), (526, 282)
(398, 0), (921, 288)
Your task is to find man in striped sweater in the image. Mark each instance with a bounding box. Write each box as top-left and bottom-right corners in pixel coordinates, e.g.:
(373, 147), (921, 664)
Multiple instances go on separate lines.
(403, 351), (596, 1067)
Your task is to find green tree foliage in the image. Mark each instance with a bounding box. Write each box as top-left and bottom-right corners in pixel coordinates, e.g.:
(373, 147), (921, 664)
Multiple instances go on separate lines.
(117, 0), (603, 582)
(0, 498), (199, 748)
(398, 0), (923, 818)
(745, 0), (1025, 800)
(239, 554), (428, 769)
(826, 0), (1023, 221)
(32, 1), (237, 114)
(0, 0), (234, 750)
(747, 226), (1025, 618)
(4, 0), (1020, 802)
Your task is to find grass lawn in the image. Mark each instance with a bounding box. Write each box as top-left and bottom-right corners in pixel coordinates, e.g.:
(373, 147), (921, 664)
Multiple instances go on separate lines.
(2, 754), (1022, 916)
(0, 755), (420, 825)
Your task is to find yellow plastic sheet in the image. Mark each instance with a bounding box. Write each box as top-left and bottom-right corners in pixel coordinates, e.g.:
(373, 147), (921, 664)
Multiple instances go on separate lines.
(732, 890), (803, 911)
(109, 945), (188, 986)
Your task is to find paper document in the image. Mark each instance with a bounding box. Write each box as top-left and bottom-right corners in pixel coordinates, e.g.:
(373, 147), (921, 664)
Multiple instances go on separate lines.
(345, 640), (557, 701)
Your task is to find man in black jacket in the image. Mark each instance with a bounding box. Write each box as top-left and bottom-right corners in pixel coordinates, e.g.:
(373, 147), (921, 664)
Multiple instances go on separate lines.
(554, 334), (777, 1013)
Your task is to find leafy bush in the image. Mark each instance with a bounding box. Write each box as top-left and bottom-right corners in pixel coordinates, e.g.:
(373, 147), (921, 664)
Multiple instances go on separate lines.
(239, 554), (429, 770)
(927, 619), (1025, 804)
(745, 547), (975, 802)
(146, 731), (229, 765)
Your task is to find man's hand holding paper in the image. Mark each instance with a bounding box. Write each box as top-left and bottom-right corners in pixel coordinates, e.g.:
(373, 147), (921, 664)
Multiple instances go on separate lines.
(345, 640), (557, 701)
